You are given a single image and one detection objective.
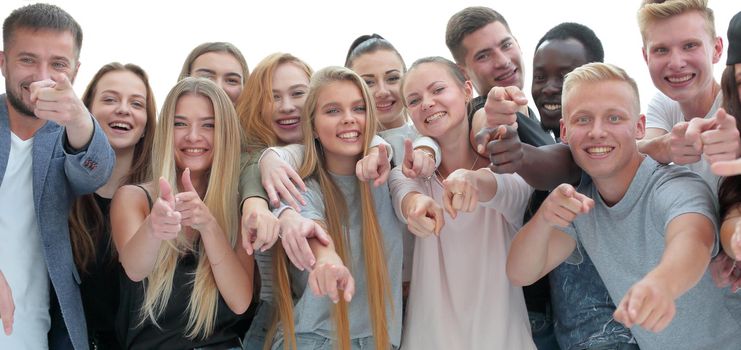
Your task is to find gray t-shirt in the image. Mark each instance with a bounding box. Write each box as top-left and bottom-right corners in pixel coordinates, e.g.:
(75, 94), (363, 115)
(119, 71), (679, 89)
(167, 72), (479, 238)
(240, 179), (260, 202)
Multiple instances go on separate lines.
(287, 174), (403, 346)
(561, 157), (741, 350)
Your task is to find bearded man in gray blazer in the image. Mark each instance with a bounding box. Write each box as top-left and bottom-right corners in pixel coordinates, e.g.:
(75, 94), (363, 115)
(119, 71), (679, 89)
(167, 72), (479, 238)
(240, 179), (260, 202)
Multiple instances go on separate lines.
(0, 3), (114, 349)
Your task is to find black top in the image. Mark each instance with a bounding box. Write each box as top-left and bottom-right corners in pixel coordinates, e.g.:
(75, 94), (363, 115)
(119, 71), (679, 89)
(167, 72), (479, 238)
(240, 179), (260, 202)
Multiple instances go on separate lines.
(79, 194), (123, 349)
(115, 186), (242, 350)
(470, 95), (555, 314)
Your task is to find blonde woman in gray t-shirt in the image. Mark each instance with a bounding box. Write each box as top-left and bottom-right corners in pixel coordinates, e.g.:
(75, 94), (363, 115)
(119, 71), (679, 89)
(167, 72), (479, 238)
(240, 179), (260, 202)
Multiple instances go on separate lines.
(268, 66), (403, 350)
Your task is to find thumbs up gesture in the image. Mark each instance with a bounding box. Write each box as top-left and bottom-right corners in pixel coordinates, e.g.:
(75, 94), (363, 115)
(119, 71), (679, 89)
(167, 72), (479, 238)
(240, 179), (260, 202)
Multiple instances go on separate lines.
(539, 184), (594, 228)
(149, 177), (181, 240)
(175, 168), (215, 232)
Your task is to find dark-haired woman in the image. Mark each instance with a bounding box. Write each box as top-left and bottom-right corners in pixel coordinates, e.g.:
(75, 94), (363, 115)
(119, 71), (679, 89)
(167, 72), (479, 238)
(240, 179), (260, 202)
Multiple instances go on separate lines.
(69, 62), (157, 349)
(710, 11), (741, 291)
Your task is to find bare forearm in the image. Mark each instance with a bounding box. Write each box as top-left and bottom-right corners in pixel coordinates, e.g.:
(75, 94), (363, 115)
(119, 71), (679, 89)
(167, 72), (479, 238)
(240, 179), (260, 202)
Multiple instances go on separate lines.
(242, 197), (270, 218)
(65, 114), (94, 150)
(519, 143), (580, 190)
(310, 233), (337, 261)
(638, 132), (671, 164)
(507, 216), (557, 286)
(118, 217), (164, 281)
(720, 215), (741, 260)
(652, 230), (713, 298)
(200, 223), (252, 314)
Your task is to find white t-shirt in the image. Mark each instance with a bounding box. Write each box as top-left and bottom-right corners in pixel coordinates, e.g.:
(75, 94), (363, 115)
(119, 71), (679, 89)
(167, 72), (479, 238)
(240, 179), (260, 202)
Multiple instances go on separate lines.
(0, 133), (50, 349)
(645, 91), (723, 193)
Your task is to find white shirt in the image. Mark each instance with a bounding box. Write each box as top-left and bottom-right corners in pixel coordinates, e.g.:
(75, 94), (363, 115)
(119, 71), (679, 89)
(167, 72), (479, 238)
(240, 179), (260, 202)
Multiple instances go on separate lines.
(0, 133), (50, 349)
(645, 91), (723, 193)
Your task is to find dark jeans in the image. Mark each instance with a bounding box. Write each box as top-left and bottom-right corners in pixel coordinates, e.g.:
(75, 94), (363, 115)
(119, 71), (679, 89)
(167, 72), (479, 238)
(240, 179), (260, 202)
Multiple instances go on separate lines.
(588, 344), (640, 350)
(550, 247), (635, 350)
(270, 332), (398, 350)
(243, 300), (273, 350)
(530, 306), (560, 350)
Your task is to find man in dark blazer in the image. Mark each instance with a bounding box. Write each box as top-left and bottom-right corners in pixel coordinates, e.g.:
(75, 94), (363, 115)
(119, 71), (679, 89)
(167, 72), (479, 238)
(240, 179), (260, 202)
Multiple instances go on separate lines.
(0, 3), (114, 349)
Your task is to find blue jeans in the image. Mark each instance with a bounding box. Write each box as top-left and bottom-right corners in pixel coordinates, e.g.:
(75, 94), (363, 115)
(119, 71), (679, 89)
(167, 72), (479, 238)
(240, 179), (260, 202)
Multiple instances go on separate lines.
(271, 332), (397, 350)
(550, 247), (635, 350)
(530, 306), (560, 350)
(588, 344), (640, 350)
(243, 300), (273, 350)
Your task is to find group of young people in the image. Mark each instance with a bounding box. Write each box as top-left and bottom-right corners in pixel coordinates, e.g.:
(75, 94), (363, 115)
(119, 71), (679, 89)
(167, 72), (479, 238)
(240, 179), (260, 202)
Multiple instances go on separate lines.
(1, 1), (740, 350)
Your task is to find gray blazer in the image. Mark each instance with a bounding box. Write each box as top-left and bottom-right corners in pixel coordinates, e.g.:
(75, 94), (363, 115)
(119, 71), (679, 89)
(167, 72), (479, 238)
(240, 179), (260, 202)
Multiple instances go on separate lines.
(0, 94), (115, 350)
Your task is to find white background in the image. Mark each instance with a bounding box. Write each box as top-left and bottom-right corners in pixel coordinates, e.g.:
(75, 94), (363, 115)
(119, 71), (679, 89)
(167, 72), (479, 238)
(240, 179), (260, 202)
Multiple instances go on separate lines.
(0, 0), (738, 115)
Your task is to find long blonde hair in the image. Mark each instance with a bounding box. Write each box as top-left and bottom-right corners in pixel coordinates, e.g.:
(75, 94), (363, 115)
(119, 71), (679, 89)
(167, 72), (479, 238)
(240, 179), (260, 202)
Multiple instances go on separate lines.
(237, 52), (312, 150)
(144, 77), (242, 339)
(270, 66), (392, 350)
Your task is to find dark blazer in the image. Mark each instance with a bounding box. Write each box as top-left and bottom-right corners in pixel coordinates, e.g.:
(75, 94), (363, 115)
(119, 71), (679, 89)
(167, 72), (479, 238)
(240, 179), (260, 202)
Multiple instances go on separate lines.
(0, 94), (115, 350)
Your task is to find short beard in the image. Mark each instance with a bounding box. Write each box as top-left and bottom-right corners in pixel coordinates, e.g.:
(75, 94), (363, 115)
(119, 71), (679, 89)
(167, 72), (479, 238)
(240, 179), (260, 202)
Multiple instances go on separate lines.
(5, 83), (36, 118)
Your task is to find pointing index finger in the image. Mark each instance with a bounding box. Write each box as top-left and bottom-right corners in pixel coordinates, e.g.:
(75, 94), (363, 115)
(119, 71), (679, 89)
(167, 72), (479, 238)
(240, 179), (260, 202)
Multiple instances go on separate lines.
(51, 72), (73, 91)
(504, 86), (528, 105)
